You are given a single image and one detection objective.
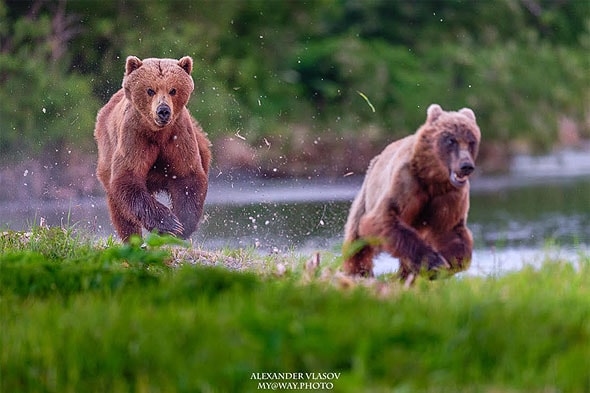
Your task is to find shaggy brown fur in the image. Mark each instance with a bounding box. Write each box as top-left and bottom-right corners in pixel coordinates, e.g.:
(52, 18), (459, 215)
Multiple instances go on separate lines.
(95, 56), (211, 241)
(343, 104), (480, 279)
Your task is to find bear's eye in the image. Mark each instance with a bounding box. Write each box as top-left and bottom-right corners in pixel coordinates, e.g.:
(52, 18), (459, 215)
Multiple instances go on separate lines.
(169, 88), (177, 96)
(147, 88), (156, 97)
(446, 136), (457, 147)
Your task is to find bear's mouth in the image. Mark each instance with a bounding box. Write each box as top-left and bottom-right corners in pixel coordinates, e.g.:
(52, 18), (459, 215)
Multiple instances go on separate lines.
(450, 171), (469, 188)
(154, 118), (170, 127)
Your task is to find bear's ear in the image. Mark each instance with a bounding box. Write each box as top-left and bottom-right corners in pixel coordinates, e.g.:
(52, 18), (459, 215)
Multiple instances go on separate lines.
(178, 56), (193, 75)
(125, 56), (143, 76)
(459, 108), (476, 121)
(426, 104), (443, 123)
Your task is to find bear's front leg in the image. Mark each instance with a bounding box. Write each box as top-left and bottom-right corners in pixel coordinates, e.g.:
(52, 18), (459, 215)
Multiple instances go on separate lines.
(111, 173), (184, 238)
(358, 212), (449, 277)
(168, 174), (208, 239)
(430, 222), (473, 273)
(106, 195), (142, 241)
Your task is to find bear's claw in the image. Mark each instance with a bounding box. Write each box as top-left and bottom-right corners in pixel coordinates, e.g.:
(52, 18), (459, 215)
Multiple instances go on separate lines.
(420, 251), (451, 280)
(144, 211), (184, 237)
(158, 215), (184, 236)
(424, 251), (450, 271)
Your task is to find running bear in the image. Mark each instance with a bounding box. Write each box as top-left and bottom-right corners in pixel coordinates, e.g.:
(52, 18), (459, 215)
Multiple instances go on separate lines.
(343, 104), (480, 279)
(95, 56), (211, 241)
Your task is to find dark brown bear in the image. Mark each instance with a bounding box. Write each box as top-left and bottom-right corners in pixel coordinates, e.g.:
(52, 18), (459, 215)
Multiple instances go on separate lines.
(94, 56), (211, 241)
(343, 104), (480, 280)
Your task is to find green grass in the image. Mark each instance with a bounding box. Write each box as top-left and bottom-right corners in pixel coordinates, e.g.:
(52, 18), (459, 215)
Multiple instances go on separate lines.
(1, 227), (590, 392)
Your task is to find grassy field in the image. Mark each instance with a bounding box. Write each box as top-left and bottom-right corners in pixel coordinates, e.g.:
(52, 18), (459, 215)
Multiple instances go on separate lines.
(1, 227), (590, 393)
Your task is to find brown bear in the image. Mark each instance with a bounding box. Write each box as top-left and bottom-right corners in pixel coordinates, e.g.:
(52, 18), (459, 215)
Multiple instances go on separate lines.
(343, 104), (480, 280)
(94, 56), (211, 241)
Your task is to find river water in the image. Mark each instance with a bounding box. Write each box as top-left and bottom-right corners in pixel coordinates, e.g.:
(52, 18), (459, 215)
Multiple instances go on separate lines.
(2, 158), (590, 277)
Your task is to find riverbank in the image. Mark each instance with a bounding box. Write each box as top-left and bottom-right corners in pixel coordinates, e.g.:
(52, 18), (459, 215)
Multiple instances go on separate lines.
(4, 174), (589, 279)
(2, 174), (590, 279)
(2, 146), (590, 279)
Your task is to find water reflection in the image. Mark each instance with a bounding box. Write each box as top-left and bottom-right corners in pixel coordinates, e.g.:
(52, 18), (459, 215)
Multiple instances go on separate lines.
(469, 177), (590, 248)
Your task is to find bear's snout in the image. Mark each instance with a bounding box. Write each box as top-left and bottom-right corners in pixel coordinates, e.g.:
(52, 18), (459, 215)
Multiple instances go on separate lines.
(459, 161), (475, 177)
(450, 151), (475, 188)
(156, 104), (171, 126)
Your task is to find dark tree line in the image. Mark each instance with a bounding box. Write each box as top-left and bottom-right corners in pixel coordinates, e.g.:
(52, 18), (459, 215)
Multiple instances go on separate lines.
(1, 0), (589, 168)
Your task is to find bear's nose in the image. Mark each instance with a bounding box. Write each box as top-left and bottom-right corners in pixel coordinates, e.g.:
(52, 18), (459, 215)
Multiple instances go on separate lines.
(459, 161), (475, 176)
(157, 104), (171, 123)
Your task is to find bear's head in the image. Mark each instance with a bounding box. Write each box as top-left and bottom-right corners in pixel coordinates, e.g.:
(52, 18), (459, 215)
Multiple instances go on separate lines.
(122, 56), (195, 129)
(413, 104), (481, 189)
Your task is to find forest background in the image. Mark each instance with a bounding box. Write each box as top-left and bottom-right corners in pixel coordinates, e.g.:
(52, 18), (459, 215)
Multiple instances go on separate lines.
(0, 0), (589, 199)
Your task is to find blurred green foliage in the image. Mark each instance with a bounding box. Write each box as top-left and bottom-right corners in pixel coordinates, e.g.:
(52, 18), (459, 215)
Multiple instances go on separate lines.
(1, 227), (590, 391)
(1, 0), (589, 164)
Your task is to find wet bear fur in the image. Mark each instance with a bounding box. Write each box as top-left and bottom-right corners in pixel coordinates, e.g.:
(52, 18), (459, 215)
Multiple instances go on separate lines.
(95, 56), (211, 241)
(343, 104), (481, 279)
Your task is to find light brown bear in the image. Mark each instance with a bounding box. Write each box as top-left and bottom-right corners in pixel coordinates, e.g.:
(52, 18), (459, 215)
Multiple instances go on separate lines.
(343, 104), (480, 280)
(94, 56), (211, 241)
